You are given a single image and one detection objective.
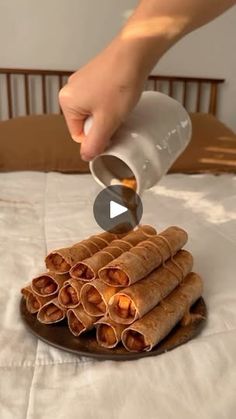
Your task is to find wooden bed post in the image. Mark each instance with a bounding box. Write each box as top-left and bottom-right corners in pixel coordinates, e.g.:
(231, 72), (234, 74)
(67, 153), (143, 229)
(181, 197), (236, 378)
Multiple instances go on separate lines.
(209, 82), (218, 116)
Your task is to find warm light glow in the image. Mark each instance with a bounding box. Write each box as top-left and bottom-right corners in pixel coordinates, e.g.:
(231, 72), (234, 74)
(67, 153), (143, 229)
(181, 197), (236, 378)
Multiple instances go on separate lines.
(200, 158), (236, 167)
(153, 186), (236, 224)
(123, 9), (134, 20)
(205, 146), (236, 155)
(121, 16), (188, 40)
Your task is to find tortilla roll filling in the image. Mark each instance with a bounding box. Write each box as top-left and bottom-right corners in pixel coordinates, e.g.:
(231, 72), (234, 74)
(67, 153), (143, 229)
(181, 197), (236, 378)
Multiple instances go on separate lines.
(97, 324), (117, 346)
(40, 305), (63, 322)
(124, 331), (147, 351)
(99, 226), (188, 287)
(45, 252), (72, 273)
(81, 280), (118, 317)
(31, 272), (69, 298)
(33, 276), (57, 295)
(67, 311), (85, 335)
(112, 295), (136, 319)
(27, 293), (40, 311)
(44, 306), (62, 322)
(67, 306), (97, 336)
(37, 299), (66, 324)
(70, 264), (94, 280)
(95, 316), (127, 348)
(59, 285), (78, 305)
(107, 269), (129, 286)
(86, 288), (106, 314)
(58, 278), (84, 309)
(47, 254), (70, 273)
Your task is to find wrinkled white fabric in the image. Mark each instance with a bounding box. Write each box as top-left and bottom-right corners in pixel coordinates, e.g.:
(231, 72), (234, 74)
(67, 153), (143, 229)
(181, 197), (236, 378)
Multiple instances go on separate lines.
(0, 172), (235, 419)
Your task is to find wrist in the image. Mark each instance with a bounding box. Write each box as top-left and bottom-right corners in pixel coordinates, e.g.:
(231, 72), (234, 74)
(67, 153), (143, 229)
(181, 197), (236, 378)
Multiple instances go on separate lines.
(109, 34), (168, 81)
(111, 9), (189, 79)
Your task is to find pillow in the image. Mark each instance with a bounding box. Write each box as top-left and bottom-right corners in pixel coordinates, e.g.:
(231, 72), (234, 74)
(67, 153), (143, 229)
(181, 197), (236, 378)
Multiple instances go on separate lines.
(1, 112), (235, 174)
(0, 114), (89, 173)
(169, 113), (236, 174)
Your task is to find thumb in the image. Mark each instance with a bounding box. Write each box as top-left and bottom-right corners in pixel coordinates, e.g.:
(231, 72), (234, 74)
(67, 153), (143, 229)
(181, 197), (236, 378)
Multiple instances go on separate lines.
(80, 112), (120, 161)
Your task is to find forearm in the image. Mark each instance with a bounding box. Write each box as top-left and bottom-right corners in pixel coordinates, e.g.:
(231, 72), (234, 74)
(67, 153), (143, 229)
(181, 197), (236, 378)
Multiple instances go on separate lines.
(128, 0), (236, 31)
(60, 0), (235, 160)
(110, 0), (236, 80)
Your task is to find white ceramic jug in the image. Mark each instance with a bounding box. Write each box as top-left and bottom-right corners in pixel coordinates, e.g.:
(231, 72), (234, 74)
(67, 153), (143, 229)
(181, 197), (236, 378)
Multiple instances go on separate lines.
(86, 91), (192, 194)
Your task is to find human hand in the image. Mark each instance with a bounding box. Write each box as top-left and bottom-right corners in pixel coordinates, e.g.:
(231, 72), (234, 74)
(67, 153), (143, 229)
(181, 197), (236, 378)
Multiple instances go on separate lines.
(59, 39), (145, 161)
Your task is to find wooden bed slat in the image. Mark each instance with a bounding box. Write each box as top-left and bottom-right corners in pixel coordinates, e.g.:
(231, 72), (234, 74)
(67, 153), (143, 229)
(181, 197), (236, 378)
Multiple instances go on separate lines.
(41, 75), (47, 113)
(196, 82), (202, 112)
(183, 81), (188, 107)
(154, 78), (158, 91)
(59, 75), (63, 89)
(168, 80), (173, 97)
(24, 74), (30, 115)
(209, 82), (218, 116)
(6, 73), (13, 118)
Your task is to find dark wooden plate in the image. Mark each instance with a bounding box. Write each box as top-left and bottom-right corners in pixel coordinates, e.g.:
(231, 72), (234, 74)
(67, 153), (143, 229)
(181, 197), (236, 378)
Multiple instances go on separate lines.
(20, 297), (207, 361)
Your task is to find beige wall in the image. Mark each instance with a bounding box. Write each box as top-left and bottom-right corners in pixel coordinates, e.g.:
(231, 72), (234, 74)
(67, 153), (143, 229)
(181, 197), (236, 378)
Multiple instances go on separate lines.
(0, 0), (235, 130)
(156, 6), (236, 132)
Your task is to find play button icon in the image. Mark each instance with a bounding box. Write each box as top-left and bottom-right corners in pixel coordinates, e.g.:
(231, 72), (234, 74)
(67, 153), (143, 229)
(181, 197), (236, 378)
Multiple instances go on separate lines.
(110, 201), (128, 219)
(93, 185), (143, 234)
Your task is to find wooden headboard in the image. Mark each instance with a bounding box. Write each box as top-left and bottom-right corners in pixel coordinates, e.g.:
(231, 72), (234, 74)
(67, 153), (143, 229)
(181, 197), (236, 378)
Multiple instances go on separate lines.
(0, 67), (224, 120)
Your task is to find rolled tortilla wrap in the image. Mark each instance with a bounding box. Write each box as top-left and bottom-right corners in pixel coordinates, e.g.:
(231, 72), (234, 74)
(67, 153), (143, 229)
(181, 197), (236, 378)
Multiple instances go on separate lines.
(96, 316), (126, 349)
(67, 306), (98, 336)
(99, 226), (188, 287)
(31, 272), (69, 297)
(58, 278), (84, 309)
(108, 250), (193, 324)
(80, 279), (118, 317)
(37, 298), (66, 324)
(21, 284), (32, 299)
(70, 242), (130, 281)
(45, 231), (118, 274)
(70, 225), (156, 281)
(21, 284), (52, 314)
(122, 272), (203, 352)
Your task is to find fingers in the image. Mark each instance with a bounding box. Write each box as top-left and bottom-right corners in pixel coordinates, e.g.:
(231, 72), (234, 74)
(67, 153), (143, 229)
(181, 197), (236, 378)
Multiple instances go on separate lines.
(64, 113), (85, 143)
(59, 86), (119, 160)
(80, 112), (120, 161)
(59, 87), (86, 143)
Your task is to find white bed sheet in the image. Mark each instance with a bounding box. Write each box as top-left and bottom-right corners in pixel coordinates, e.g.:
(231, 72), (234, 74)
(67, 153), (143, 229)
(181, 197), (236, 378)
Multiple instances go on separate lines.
(0, 172), (235, 419)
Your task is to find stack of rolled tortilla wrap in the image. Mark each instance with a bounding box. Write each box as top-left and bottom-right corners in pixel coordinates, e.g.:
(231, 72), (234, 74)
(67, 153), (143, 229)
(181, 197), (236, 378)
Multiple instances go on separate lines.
(21, 225), (205, 352)
(21, 230), (123, 324)
(21, 226), (157, 328)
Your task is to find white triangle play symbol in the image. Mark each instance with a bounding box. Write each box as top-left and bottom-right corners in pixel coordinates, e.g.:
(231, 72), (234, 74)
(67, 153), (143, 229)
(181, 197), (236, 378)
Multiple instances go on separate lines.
(110, 201), (128, 219)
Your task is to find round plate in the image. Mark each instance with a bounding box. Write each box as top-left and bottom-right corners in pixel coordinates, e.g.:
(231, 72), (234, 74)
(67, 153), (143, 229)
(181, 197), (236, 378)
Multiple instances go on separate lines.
(20, 297), (207, 361)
